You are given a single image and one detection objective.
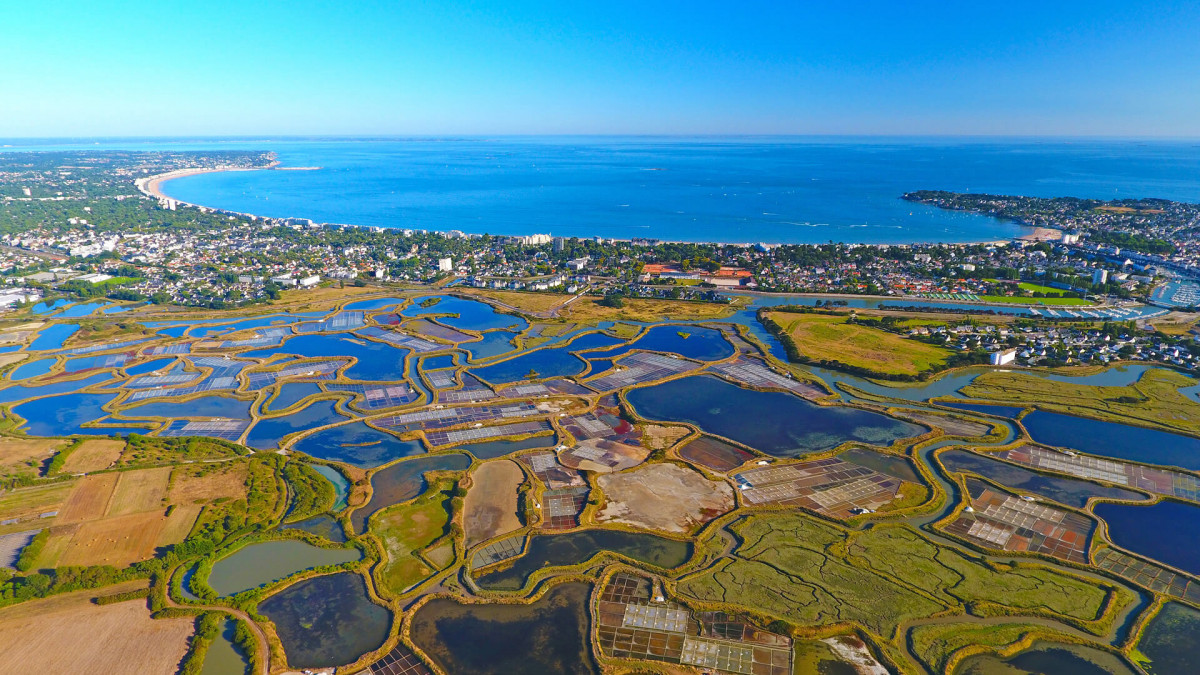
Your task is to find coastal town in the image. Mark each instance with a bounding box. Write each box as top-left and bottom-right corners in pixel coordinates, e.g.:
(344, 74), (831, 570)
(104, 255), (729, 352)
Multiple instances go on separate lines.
(3, 152), (1200, 318)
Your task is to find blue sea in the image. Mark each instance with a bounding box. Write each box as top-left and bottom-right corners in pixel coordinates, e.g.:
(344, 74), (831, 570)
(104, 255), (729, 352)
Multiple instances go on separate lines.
(11, 137), (1200, 244)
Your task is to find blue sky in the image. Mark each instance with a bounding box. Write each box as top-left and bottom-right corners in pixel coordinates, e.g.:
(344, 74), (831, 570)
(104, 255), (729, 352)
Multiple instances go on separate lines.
(2, 1), (1198, 137)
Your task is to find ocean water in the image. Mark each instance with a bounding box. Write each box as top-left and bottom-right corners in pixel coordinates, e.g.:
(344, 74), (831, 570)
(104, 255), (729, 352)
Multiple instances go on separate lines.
(151, 137), (1200, 245)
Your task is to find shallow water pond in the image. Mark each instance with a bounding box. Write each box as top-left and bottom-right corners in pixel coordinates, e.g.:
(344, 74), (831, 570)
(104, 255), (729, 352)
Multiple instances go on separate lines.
(259, 572), (390, 669)
(292, 421), (425, 468)
(954, 640), (1137, 674)
(476, 529), (690, 590)
(207, 539), (361, 596)
(1022, 411), (1200, 471)
(407, 296), (529, 333)
(56, 301), (109, 318)
(265, 382), (324, 413)
(28, 323), (80, 351)
(410, 581), (596, 675)
(245, 399), (349, 450)
(470, 347), (588, 384)
(461, 331), (519, 361)
(244, 334), (409, 381)
(122, 395), (253, 420)
(0, 372), (112, 404)
(1094, 500), (1200, 575)
(284, 514), (347, 543)
(200, 619), (249, 675)
(940, 450), (1144, 508)
(586, 324), (733, 361)
(1136, 601), (1200, 675)
(627, 375), (925, 457)
(13, 392), (152, 436)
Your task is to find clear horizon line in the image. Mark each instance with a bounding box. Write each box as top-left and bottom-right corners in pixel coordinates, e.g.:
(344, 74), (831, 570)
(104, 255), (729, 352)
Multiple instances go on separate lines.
(4, 133), (1200, 142)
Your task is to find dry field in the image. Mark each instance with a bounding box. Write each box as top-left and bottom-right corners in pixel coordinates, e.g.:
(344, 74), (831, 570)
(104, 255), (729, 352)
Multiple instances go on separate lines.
(0, 353), (28, 369)
(58, 473), (120, 522)
(58, 439), (125, 474)
(597, 462), (734, 534)
(459, 288), (570, 314)
(56, 511), (172, 567)
(561, 297), (739, 324)
(462, 459), (524, 547)
(39, 467), (198, 567)
(108, 466), (170, 515)
(0, 482), (72, 537)
(0, 581), (192, 674)
(0, 437), (64, 473)
(168, 461), (249, 505)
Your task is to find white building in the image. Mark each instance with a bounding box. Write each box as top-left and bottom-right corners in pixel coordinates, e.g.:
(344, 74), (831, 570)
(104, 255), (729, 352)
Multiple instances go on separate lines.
(1092, 269), (1109, 285)
(437, 257), (454, 272)
(299, 275), (321, 287)
(990, 348), (1017, 366)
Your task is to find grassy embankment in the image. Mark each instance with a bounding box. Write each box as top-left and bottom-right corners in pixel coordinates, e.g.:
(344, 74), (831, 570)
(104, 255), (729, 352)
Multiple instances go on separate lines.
(561, 296), (744, 324)
(960, 367), (1200, 435)
(764, 311), (954, 378)
(372, 478), (456, 595)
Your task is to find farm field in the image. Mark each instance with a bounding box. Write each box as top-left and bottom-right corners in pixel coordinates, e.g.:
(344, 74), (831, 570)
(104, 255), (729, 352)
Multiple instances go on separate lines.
(0, 437), (64, 481)
(34, 466), (194, 567)
(0, 581), (192, 674)
(58, 439), (125, 473)
(765, 311), (953, 376)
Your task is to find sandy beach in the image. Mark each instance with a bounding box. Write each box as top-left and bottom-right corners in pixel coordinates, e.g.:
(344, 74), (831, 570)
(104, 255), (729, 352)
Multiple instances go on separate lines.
(1017, 226), (1062, 242)
(136, 160), (280, 201)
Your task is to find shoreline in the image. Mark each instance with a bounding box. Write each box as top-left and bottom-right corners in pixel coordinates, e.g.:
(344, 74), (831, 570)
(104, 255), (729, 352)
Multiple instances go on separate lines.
(138, 165), (1048, 247)
(136, 160), (281, 202)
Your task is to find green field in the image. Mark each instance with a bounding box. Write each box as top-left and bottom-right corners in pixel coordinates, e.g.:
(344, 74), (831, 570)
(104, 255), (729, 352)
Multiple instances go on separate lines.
(675, 513), (1124, 639)
(766, 312), (954, 377)
(373, 480), (454, 594)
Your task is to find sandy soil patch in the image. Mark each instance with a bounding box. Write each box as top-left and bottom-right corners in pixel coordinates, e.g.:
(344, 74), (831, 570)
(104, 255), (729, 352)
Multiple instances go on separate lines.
(462, 459), (524, 547)
(560, 439), (650, 473)
(0, 581), (191, 674)
(58, 473), (119, 522)
(642, 424), (690, 451)
(0, 353), (28, 368)
(59, 439), (125, 474)
(597, 462), (734, 534)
